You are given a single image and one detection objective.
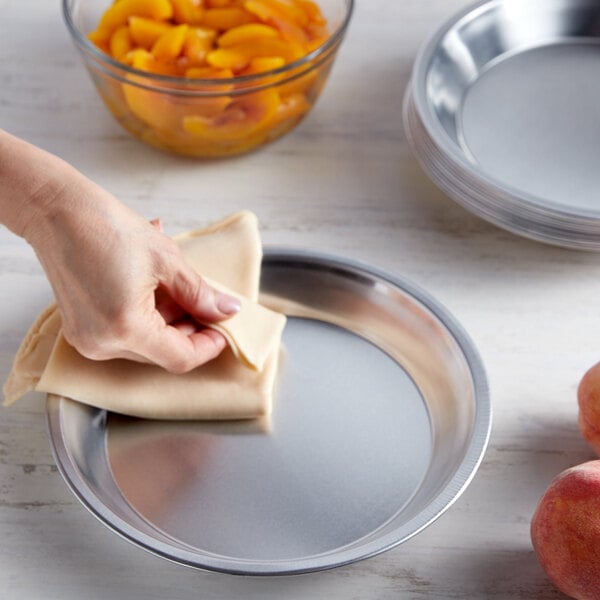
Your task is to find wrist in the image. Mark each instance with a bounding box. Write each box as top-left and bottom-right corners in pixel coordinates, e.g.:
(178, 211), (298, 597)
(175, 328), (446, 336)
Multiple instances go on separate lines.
(19, 176), (71, 247)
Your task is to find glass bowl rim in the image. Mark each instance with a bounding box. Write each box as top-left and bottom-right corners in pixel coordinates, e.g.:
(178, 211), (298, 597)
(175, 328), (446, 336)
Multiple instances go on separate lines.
(62, 0), (355, 88)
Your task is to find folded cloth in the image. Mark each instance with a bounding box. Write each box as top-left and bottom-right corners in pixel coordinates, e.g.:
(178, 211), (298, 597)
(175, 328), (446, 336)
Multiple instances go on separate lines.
(3, 211), (286, 420)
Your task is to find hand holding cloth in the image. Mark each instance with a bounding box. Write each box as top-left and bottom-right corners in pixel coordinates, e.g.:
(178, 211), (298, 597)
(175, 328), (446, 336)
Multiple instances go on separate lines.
(3, 211), (286, 420)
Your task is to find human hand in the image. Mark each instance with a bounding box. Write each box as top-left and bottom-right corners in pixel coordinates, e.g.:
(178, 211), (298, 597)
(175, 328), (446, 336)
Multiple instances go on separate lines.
(21, 164), (239, 373)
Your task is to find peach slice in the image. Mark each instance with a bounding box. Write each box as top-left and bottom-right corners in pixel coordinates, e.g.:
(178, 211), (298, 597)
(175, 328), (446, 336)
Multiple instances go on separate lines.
(128, 16), (172, 48)
(94, 0), (173, 42)
(152, 24), (189, 61)
(183, 88), (280, 141)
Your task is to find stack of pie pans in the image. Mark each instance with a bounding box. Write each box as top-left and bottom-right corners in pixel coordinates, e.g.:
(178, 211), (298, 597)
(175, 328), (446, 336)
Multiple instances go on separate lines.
(403, 0), (600, 251)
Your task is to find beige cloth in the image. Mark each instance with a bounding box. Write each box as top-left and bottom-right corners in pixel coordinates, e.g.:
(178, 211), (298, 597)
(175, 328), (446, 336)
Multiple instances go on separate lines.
(3, 211), (286, 420)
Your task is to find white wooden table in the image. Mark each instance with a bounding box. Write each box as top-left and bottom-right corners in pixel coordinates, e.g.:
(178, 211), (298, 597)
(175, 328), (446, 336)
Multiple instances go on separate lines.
(1, 1), (598, 597)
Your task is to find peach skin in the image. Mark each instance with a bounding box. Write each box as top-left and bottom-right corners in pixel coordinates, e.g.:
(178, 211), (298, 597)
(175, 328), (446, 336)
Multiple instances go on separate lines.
(531, 460), (600, 600)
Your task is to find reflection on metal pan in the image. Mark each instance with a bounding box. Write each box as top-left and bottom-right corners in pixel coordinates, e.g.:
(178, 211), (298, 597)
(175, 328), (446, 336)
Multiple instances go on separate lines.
(405, 0), (600, 250)
(47, 250), (491, 575)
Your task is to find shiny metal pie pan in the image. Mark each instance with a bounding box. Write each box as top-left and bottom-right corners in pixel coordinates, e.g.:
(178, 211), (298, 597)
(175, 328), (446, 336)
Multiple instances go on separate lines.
(404, 0), (600, 250)
(46, 250), (491, 575)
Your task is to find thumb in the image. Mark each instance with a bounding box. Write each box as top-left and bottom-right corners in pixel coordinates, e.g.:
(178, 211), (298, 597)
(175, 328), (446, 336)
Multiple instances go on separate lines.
(161, 260), (241, 323)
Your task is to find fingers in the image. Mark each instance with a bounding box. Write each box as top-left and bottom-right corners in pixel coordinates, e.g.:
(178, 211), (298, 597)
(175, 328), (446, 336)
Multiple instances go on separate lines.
(160, 256), (241, 324)
(150, 226), (240, 324)
(67, 306), (229, 373)
(133, 318), (228, 374)
(61, 225), (241, 373)
(154, 287), (186, 323)
(84, 318), (228, 374)
(149, 218), (164, 232)
(148, 268), (238, 370)
(151, 248), (240, 370)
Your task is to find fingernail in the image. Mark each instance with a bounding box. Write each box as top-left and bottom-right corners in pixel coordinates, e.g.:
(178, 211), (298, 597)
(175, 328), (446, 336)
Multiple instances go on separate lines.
(150, 218), (164, 232)
(217, 293), (241, 315)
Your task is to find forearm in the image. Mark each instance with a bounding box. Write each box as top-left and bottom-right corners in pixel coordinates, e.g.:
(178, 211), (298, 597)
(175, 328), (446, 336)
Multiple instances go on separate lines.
(0, 129), (238, 372)
(0, 129), (83, 240)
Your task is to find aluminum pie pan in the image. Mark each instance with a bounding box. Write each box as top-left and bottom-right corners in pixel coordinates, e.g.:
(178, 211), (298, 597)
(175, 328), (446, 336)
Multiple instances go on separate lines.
(46, 249), (491, 576)
(404, 0), (600, 250)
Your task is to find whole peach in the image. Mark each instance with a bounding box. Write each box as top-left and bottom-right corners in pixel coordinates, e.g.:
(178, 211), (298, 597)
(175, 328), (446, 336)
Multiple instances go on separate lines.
(578, 362), (600, 455)
(531, 460), (600, 600)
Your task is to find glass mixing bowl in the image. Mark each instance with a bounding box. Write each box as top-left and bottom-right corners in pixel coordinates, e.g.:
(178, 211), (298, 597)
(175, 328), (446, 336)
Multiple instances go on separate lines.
(63, 0), (354, 157)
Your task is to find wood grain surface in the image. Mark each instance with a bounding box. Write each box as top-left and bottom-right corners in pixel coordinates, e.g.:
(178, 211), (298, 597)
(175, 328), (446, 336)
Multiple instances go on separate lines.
(1, 1), (598, 597)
